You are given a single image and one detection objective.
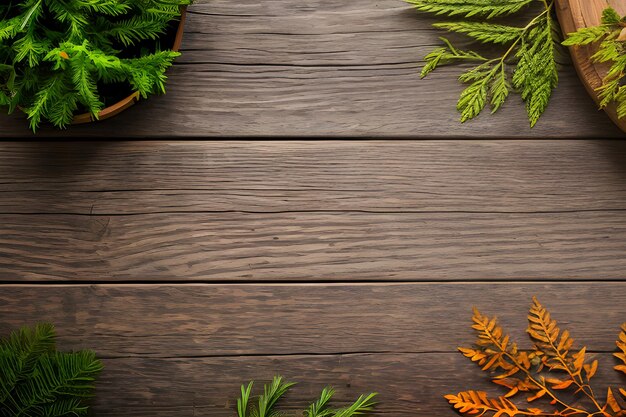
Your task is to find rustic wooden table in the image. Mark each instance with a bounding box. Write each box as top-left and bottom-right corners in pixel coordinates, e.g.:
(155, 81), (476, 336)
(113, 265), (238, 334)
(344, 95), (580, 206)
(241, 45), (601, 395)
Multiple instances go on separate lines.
(1, 2), (626, 417)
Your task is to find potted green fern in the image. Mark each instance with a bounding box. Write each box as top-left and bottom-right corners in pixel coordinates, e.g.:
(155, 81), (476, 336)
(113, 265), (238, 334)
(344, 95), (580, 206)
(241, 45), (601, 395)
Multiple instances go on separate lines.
(0, 0), (192, 132)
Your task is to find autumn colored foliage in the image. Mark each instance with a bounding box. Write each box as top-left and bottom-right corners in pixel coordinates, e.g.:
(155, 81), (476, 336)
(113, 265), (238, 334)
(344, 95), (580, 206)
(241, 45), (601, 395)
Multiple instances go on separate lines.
(446, 297), (626, 417)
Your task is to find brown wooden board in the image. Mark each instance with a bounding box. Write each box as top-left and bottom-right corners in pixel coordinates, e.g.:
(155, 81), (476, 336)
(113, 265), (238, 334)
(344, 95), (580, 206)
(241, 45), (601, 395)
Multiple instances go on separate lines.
(2, 141), (626, 214)
(0, 0), (622, 137)
(3, 210), (626, 281)
(2, 141), (626, 281)
(1, 283), (625, 356)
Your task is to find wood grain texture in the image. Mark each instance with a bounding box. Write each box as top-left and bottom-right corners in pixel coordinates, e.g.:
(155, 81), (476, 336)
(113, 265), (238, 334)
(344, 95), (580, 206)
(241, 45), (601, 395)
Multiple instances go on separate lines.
(88, 352), (624, 417)
(3, 210), (626, 281)
(2, 141), (626, 214)
(0, 0), (622, 137)
(556, 0), (626, 132)
(1, 283), (625, 356)
(2, 284), (625, 417)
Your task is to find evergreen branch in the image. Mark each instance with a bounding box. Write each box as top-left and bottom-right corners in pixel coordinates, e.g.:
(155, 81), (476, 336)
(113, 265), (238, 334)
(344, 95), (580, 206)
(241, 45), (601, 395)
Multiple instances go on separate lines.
(333, 393), (378, 417)
(238, 381), (254, 417)
(306, 387), (335, 417)
(0, 0), (190, 131)
(256, 376), (295, 417)
(236, 378), (377, 417)
(0, 324), (102, 417)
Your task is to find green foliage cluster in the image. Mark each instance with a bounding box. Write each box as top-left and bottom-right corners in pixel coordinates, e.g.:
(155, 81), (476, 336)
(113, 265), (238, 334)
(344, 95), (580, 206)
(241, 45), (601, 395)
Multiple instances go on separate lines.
(408, 0), (560, 127)
(237, 376), (378, 417)
(563, 8), (626, 119)
(0, 323), (103, 417)
(0, 0), (191, 132)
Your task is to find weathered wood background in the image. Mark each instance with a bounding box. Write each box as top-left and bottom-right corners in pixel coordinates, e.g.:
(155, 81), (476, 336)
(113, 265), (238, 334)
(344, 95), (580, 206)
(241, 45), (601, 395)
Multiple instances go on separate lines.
(2, 141), (626, 416)
(1, 1), (626, 417)
(0, 0), (624, 137)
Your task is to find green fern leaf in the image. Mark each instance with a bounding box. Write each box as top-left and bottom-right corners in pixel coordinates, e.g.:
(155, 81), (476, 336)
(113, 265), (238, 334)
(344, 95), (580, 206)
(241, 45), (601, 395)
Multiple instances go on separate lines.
(406, 0), (534, 19)
(433, 22), (524, 44)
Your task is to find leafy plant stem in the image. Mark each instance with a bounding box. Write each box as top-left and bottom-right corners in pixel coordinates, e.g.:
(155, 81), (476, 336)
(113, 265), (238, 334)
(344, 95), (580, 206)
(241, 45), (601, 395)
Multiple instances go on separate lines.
(534, 318), (603, 414)
(481, 324), (588, 416)
(497, 4), (552, 67)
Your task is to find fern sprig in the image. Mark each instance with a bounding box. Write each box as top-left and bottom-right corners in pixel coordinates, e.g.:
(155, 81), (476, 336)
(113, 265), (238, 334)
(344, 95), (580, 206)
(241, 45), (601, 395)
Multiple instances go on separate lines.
(405, 0), (535, 19)
(447, 298), (626, 417)
(563, 7), (626, 119)
(409, 0), (561, 127)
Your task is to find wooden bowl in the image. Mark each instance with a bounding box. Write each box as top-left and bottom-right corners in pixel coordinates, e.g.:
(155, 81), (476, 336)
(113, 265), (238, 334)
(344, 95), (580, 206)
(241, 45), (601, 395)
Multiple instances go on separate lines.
(72, 7), (188, 125)
(555, 0), (626, 133)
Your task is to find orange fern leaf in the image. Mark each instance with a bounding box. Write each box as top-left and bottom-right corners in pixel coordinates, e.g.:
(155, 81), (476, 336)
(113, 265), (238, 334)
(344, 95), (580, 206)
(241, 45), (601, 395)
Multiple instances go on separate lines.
(615, 324), (626, 376)
(445, 297), (626, 417)
(465, 308), (518, 373)
(527, 297), (575, 372)
(446, 391), (523, 417)
(604, 388), (626, 417)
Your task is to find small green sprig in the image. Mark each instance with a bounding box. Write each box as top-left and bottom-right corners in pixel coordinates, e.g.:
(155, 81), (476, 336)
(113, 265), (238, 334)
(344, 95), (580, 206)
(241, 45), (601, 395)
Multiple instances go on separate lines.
(563, 8), (626, 119)
(408, 0), (561, 127)
(236, 376), (377, 417)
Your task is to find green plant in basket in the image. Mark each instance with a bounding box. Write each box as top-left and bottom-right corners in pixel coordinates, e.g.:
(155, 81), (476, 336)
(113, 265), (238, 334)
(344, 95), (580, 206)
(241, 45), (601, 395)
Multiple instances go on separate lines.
(0, 0), (191, 132)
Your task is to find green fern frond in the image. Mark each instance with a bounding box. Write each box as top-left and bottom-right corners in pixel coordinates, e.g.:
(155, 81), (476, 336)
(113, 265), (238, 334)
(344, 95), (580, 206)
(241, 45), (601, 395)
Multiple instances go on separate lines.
(563, 7), (626, 119)
(410, 0), (561, 127)
(406, 0), (534, 19)
(433, 22), (524, 44)
(421, 37), (487, 78)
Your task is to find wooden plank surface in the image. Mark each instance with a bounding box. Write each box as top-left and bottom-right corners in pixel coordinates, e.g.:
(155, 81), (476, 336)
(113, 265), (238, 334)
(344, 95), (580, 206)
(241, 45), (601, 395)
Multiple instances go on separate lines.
(3, 211), (626, 281)
(3, 140), (625, 416)
(2, 283), (625, 356)
(1, 283), (625, 417)
(2, 141), (626, 281)
(88, 352), (622, 417)
(0, 0), (622, 137)
(2, 141), (626, 214)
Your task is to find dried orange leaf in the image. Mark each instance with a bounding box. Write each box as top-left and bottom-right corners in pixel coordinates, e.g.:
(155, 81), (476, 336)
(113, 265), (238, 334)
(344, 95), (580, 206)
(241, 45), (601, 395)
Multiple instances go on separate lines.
(607, 388), (622, 413)
(573, 347), (586, 372)
(447, 300), (626, 417)
(614, 364), (626, 375)
(527, 389), (546, 402)
(504, 387), (518, 398)
(584, 359), (598, 380)
(551, 380), (574, 390)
